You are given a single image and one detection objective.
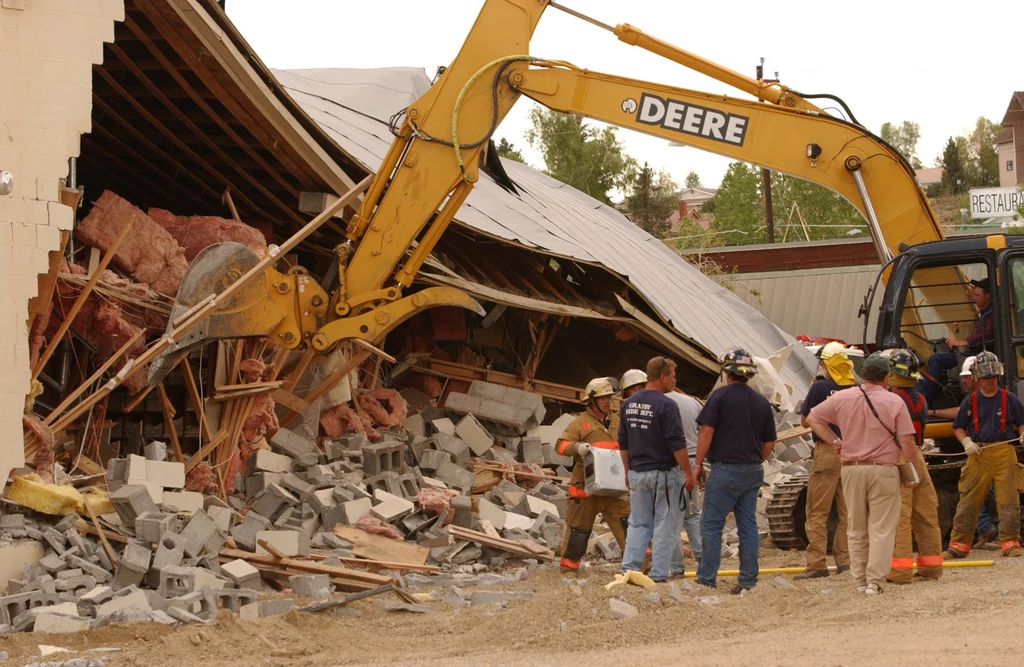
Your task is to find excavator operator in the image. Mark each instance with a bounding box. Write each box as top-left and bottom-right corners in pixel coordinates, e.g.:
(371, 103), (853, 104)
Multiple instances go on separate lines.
(921, 279), (993, 404)
(556, 377), (631, 573)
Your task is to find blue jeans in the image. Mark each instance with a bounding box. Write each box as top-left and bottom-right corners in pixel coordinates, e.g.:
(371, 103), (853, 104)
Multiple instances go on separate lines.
(921, 351), (957, 403)
(670, 456), (702, 574)
(697, 461), (764, 590)
(621, 468), (684, 581)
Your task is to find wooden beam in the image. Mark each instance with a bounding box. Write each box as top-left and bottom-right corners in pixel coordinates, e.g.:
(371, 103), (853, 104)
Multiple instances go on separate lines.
(84, 501), (119, 568)
(277, 350), (371, 428)
(179, 358), (213, 444)
(269, 388), (309, 415)
(184, 429), (227, 474)
(281, 347), (316, 393)
(156, 384), (185, 463)
(27, 230), (70, 330)
(45, 330), (146, 424)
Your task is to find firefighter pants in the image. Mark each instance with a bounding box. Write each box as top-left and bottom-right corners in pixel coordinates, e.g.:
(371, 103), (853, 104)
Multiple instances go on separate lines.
(558, 494), (630, 570)
(805, 442), (850, 570)
(888, 448), (943, 583)
(948, 443), (1021, 554)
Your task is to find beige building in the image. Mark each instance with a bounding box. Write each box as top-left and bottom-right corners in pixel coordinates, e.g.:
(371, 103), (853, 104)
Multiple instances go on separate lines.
(999, 92), (1023, 188)
(0, 0), (124, 484)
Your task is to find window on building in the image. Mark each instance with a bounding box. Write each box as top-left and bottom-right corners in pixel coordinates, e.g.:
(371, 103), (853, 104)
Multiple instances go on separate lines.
(1009, 160), (1015, 172)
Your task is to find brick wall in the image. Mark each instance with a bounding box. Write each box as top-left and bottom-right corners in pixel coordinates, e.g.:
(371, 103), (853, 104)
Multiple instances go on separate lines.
(0, 0), (124, 486)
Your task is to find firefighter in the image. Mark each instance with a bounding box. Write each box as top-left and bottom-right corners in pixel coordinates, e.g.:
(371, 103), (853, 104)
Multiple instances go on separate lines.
(620, 369), (647, 400)
(794, 341), (853, 579)
(557, 377), (631, 572)
(883, 348), (943, 583)
(943, 351), (1024, 559)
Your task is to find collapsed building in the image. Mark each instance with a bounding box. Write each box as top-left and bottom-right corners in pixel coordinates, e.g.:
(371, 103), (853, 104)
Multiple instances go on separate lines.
(0, 0), (820, 633)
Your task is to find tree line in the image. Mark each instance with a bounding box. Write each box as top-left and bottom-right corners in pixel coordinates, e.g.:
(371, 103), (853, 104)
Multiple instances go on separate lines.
(496, 107), (1007, 248)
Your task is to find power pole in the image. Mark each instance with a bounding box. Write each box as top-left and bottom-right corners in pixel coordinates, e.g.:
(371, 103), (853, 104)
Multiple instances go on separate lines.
(756, 58), (775, 243)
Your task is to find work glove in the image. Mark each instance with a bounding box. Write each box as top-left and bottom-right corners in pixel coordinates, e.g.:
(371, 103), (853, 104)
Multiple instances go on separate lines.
(961, 437), (981, 457)
(576, 442), (591, 457)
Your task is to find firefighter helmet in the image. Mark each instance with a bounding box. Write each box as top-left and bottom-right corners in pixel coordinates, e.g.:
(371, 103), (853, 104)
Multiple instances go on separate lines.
(721, 347), (758, 377)
(619, 369), (648, 393)
(972, 351), (1003, 379)
(887, 348), (921, 380)
(817, 341), (848, 360)
(584, 377), (616, 403)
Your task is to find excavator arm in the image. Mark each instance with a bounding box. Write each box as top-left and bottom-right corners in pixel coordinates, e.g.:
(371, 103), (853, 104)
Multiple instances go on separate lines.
(148, 0), (973, 386)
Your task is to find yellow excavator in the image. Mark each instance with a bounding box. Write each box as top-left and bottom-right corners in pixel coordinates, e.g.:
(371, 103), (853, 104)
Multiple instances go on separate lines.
(147, 0), (1023, 545)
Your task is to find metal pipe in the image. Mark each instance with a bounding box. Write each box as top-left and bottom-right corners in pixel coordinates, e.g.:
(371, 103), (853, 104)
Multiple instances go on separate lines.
(850, 167), (893, 264)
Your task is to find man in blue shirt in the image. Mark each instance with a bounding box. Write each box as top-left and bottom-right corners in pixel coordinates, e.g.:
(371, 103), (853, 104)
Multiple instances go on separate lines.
(694, 348), (777, 594)
(943, 351), (1024, 559)
(618, 357), (695, 582)
(921, 278), (993, 404)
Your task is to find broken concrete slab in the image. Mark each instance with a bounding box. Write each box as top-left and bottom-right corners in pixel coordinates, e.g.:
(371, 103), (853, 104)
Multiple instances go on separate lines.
(455, 414), (494, 457)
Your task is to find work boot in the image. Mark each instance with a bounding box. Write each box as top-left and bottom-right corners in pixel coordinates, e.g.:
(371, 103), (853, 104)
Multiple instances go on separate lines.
(974, 527), (998, 548)
(729, 584), (753, 595)
(942, 546), (968, 560)
(793, 569), (829, 580)
(863, 583), (882, 595)
(835, 565), (850, 574)
(1002, 546), (1023, 557)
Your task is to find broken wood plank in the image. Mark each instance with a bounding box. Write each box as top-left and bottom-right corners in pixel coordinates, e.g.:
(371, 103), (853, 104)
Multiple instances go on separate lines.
(282, 347), (316, 393)
(184, 429), (227, 474)
(776, 425), (812, 442)
(257, 538), (287, 560)
(84, 500), (119, 568)
(211, 384), (281, 401)
(278, 350), (371, 428)
(32, 213), (136, 379)
(71, 452), (105, 477)
(352, 337), (397, 363)
(122, 384), (155, 413)
(473, 463), (569, 483)
(447, 525), (553, 561)
(219, 548), (396, 587)
(45, 330), (145, 424)
(215, 380), (284, 392)
(270, 387), (309, 415)
(156, 384), (184, 463)
(179, 358), (213, 444)
(332, 525), (429, 566)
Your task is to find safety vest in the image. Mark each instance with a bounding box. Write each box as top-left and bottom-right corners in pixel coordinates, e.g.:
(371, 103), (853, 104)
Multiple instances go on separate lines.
(969, 388), (1007, 439)
(892, 388), (926, 446)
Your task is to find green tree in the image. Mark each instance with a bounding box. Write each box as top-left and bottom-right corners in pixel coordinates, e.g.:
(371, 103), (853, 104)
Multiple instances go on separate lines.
(770, 174), (865, 241)
(710, 162), (764, 243)
(881, 120), (923, 169)
(939, 137), (967, 194)
(684, 170), (702, 189)
(495, 137), (525, 163)
(623, 162), (680, 238)
(966, 117), (1001, 186)
(525, 107), (637, 203)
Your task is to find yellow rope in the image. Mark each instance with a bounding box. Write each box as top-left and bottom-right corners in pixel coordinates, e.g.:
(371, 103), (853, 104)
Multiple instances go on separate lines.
(680, 560), (994, 578)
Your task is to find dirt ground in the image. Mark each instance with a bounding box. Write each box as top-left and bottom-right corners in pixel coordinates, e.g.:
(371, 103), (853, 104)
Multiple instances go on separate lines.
(4, 545), (1024, 667)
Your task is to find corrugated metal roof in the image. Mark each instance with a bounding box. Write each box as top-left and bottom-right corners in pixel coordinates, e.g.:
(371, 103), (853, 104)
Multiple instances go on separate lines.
(272, 66), (817, 392)
(731, 265), (881, 345)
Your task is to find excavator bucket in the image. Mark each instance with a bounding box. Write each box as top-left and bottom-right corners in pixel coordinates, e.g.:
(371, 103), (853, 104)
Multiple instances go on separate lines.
(147, 242), (289, 386)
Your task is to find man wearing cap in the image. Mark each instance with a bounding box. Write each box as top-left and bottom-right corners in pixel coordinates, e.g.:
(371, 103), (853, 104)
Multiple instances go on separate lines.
(942, 351), (1024, 559)
(694, 348), (777, 594)
(555, 377), (631, 573)
(807, 354), (919, 595)
(794, 341), (854, 580)
(921, 278), (993, 404)
(619, 357), (695, 582)
(883, 349), (943, 584)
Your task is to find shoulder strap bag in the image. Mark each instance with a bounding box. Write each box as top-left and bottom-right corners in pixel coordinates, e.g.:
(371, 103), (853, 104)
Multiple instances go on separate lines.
(857, 386), (920, 485)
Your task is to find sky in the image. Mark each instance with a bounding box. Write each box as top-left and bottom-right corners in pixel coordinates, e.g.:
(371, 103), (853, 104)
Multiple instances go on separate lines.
(224, 0), (1018, 190)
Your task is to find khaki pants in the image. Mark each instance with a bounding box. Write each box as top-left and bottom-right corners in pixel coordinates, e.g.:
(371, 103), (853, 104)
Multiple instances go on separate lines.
(888, 448), (943, 583)
(841, 464), (901, 588)
(804, 442), (850, 570)
(948, 443), (1021, 554)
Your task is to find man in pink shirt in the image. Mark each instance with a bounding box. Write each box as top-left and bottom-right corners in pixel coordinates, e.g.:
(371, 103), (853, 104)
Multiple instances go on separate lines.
(807, 355), (919, 594)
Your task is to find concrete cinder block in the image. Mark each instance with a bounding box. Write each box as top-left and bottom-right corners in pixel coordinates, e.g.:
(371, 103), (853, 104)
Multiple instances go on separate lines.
(526, 495), (559, 518)
(229, 512), (272, 552)
(144, 440), (168, 461)
(455, 414), (494, 457)
(370, 490), (415, 523)
(251, 484), (299, 522)
(149, 533), (185, 587)
(33, 612), (91, 633)
(246, 450), (293, 476)
(288, 574), (331, 598)
(221, 559), (260, 589)
(109, 485), (158, 529)
(134, 511), (173, 543)
(255, 530), (309, 557)
(431, 418), (456, 436)
(338, 497), (372, 526)
(417, 448), (451, 474)
(112, 542), (151, 591)
(146, 460), (184, 489)
(179, 509), (218, 558)
(520, 437), (544, 465)
(258, 598), (294, 617)
(434, 459), (475, 492)
(278, 472), (314, 498)
(245, 472), (284, 499)
(207, 505), (237, 533)
(362, 441), (406, 476)
(270, 427), (320, 460)
(476, 498), (507, 530)
(158, 566), (197, 598)
(97, 588), (152, 617)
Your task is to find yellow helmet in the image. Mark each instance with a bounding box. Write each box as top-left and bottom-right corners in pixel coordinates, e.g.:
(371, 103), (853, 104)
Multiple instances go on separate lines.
(584, 377), (616, 403)
(619, 369), (648, 393)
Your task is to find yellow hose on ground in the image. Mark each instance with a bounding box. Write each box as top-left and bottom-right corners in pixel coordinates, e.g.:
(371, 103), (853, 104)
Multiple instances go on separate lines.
(681, 561), (994, 578)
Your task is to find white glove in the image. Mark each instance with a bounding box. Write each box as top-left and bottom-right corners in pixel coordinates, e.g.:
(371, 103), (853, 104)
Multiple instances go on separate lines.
(961, 438), (981, 456)
(576, 442), (592, 456)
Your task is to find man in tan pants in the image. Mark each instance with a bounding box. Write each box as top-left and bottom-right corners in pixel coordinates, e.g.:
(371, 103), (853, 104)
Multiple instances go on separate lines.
(808, 355), (919, 594)
(796, 342), (854, 579)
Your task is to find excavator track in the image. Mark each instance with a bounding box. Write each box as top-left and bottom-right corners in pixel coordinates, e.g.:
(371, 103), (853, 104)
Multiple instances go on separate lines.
(766, 474), (810, 551)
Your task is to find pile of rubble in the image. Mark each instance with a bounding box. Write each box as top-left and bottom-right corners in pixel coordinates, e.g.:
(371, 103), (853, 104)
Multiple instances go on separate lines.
(0, 380), (643, 634)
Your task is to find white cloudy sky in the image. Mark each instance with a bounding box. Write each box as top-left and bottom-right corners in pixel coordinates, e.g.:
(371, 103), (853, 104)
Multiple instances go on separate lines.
(226, 0), (1017, 190)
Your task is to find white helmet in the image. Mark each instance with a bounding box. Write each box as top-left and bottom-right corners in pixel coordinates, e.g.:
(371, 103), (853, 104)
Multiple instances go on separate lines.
(818, 341), (847, 360)
(584, 377), (616, 403)
(619, 369), (647, 393)
(959, 356), (977, 377)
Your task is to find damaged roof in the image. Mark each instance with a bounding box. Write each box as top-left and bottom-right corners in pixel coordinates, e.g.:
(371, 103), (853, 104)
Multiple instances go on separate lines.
(271, 67), (817, 392)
